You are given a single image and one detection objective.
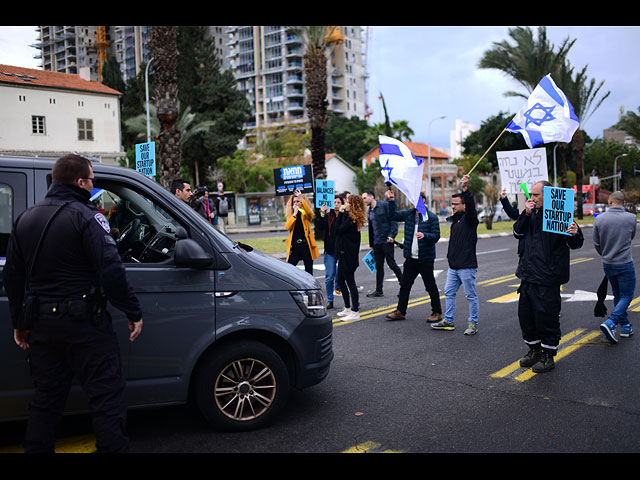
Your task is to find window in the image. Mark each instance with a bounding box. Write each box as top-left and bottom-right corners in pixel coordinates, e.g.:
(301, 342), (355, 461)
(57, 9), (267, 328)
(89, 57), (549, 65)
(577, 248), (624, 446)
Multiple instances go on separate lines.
(97, 181), (185, 264)
(32, 115), (45, 135)
(77, 118), (93, 141)
(0, 183), (13, 258)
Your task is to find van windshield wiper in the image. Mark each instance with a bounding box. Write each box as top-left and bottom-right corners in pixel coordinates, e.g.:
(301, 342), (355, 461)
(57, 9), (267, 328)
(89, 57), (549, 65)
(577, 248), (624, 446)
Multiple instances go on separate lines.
(234, 241), (254, 252)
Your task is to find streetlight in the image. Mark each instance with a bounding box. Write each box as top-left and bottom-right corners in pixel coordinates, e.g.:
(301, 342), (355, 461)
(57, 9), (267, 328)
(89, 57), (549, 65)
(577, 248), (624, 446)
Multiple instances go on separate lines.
(614, 153), (628, 191)
(145, 58), (154, 143)
(427, 114), (446, 210)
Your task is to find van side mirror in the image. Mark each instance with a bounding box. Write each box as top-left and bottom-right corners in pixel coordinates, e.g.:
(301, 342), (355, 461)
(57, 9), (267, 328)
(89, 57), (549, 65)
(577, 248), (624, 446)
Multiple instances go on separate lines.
(175, 227), (213, 269)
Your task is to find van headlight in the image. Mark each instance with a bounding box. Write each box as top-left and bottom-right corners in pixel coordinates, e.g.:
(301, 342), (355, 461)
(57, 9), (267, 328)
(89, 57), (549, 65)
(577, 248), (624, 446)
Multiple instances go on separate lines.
(290, 290), (327, 317)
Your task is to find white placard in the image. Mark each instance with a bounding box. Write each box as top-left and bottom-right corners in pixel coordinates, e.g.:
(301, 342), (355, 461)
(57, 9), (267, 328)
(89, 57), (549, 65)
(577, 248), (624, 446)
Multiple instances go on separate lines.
(496, 148), (548, 195)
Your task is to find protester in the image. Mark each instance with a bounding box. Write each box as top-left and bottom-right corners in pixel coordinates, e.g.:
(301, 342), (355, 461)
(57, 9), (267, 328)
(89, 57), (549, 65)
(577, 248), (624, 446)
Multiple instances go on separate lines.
(213, 181), (229, 234)
(3, 154), (143, 453)
(500, 187), (520, 220)
(318, 194), (346, 309)
(513, 180), (583, 372)
(285, 189), (319, 275)
(432, 174), (479, 335)
(335, 194), (366, 322)
(593, 190), (636, 343)
(362, 190), (403, 297)
(193, 186), (216, 224)
(385, 190), (443, 323)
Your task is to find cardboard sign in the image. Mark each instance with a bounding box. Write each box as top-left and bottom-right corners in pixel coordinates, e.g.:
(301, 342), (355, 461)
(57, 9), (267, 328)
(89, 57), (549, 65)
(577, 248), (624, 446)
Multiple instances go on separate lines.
(274, 164), (314, 196)
(315, 180), (335, 208)
(135, 142), (156, 177)
(363, 250), (376, 273)
(497, 148), (548, 194)
(543, 186), (574, 235)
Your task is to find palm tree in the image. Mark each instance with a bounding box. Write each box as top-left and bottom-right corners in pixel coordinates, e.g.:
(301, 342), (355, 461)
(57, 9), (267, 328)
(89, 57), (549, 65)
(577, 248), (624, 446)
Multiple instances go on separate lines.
(125, 104), (216, 185)
(478, 26), (575, 99)
(301, 26), (337, 182)
(479, 27), (577, 189)
(149, 26), (181, 189)
(555, 61), (610, 218)
(615, 106), (640, 141)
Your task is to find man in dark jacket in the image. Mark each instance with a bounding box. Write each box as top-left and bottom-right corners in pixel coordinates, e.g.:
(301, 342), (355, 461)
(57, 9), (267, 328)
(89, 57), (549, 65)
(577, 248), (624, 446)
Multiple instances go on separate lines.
(385, 191), (442, 322)
(363, 191), (403, 297)
(432, 175), (479, 335)
(3, 154), (143, 453)
(513, 180), (583, 373)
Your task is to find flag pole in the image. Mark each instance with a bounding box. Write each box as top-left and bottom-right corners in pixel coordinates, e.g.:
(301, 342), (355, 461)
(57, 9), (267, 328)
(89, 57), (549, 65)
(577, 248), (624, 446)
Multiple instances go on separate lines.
(467, 129), (506, 175)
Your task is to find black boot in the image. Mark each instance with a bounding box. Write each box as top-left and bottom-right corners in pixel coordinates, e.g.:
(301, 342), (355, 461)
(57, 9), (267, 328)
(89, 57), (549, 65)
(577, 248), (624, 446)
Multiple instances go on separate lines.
(327, 301), (334, 310)
(519, 346), (542, 368)
(532, 352), (555, 373)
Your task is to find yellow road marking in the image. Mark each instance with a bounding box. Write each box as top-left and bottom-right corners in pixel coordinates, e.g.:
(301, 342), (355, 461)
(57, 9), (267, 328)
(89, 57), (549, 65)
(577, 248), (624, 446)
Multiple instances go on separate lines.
(342, 441), (402, 453)
(629, 296), (640, 312)
(0, 434), (96, 454)
(487, 291), (519, 303)
(490, 328), (601, 382)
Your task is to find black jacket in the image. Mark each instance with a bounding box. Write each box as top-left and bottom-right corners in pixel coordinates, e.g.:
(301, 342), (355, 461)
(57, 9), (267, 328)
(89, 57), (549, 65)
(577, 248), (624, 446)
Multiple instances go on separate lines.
(334, 211), (361, 273)
(446, 190), (479, 269)
(388, 200), (440, 262)
(3, 182), (142, 328)
(513, 207), (584, 285)
(368, 200), (398, 247)
(317, 210), (339, 255)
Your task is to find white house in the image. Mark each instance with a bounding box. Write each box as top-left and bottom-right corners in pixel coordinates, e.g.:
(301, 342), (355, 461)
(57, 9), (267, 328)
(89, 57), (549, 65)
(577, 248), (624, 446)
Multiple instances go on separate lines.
(0, 64), (124, 165)
(324, 153), (357, 195)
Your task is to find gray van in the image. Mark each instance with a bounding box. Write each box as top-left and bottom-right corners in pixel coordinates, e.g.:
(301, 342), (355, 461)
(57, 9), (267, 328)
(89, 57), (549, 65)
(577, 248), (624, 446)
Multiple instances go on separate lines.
(0, 156), (333, 432)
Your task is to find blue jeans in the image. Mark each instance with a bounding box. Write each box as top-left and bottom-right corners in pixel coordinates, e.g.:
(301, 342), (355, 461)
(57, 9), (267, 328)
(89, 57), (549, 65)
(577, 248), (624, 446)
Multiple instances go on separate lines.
(324, 253), (338, 301)
(603, 261), (635, 326)
(444, 268), (479, 325)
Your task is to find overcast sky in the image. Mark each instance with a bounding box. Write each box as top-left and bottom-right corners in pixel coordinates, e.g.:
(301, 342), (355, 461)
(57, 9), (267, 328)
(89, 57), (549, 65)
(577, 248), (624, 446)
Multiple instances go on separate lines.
(1, 25), (638, 152)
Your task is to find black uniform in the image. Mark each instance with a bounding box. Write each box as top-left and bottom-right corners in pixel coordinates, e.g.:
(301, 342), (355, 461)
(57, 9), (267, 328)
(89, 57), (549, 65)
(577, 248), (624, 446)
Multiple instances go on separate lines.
(513, 207), (583, 355)
(3, 182), (142, 453)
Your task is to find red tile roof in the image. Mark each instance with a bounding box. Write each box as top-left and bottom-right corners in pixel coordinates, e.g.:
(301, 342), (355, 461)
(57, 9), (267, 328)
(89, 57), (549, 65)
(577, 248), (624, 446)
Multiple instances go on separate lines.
(0, 64), (121, 96)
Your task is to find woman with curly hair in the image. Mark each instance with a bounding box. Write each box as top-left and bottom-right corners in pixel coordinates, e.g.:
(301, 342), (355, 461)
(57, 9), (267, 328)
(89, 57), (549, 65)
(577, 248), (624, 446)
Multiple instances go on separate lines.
(285, 189), (319, 274)
(335, 194), (366, 321)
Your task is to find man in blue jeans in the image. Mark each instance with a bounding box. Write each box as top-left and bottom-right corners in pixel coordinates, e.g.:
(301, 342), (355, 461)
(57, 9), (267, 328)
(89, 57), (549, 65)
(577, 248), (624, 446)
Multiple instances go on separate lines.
(432, 174), (479, 335)
(593, 191), (636, 343)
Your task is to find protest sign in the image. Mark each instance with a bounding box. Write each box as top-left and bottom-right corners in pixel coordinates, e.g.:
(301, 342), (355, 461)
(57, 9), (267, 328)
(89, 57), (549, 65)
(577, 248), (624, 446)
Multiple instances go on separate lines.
(315, 180), (335, 208)
(135, 142), (155, 177)
(363, 250), (376, 273)
(497, 148), (548, 194)
(543, 186), (574, 235)
(273, 165), (314, 196)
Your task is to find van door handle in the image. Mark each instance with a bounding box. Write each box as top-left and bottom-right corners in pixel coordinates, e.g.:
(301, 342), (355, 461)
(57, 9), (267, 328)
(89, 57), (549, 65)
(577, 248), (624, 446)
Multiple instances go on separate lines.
(215, 291), (237, 298)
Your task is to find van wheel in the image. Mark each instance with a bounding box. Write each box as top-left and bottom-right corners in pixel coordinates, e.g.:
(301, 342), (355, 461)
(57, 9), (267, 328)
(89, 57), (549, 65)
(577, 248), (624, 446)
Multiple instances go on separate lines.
(194, 341), (290, 431)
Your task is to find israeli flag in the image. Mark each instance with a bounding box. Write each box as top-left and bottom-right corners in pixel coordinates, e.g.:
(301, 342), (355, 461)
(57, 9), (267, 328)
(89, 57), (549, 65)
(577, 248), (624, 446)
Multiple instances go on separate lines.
(505, 74), (580, 148)
(379, 135), (427, 216)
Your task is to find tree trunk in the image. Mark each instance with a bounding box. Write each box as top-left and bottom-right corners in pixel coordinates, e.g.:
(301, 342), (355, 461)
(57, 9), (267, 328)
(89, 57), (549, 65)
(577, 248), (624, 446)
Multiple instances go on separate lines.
(572, 129), (585, 220)
(304, 45), (328, 182)
(149, 26), (181, 189)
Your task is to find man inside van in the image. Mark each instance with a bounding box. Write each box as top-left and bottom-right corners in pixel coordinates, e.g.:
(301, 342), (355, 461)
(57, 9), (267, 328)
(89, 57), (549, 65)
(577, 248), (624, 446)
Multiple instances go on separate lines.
(171, 179), (193, 204)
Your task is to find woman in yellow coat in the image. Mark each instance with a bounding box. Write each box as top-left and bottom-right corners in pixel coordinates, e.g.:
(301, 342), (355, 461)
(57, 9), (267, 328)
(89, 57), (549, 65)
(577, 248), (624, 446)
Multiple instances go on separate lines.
(285, 189), (319, 274)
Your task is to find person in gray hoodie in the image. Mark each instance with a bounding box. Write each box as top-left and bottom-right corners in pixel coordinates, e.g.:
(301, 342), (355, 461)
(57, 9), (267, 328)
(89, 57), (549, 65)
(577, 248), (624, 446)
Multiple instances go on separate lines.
(593, 191), (637, 343)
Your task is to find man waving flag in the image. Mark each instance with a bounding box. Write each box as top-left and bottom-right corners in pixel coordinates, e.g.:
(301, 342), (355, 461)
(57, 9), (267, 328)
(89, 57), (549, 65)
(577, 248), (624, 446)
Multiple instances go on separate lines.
(378, 135), (427, 216)
(505, 74), (580, 148)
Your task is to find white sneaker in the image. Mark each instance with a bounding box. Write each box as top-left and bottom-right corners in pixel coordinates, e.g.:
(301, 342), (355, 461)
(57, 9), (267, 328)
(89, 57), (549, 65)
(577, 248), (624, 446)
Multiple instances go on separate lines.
(343, 311), (361, 322)
(337, 307), (352, 317)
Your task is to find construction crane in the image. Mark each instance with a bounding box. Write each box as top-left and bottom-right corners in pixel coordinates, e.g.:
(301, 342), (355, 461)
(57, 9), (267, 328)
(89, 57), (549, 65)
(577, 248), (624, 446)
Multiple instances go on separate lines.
(96, 26), (109, 82)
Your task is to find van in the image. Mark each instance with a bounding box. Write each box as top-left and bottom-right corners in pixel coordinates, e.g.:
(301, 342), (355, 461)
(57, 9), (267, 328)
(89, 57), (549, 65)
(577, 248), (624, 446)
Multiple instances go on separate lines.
(0, 157), (333, 431)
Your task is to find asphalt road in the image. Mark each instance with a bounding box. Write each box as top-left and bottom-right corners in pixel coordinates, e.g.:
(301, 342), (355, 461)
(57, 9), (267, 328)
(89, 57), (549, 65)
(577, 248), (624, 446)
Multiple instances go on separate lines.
(2, 224), (639, 454)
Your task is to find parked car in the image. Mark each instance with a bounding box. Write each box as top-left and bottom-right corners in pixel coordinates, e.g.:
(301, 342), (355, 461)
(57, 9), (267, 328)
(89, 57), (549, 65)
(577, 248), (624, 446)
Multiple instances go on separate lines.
(0, 157), (333, 431)
(581, 203), (606, 216)
(477, 204), (511, 222)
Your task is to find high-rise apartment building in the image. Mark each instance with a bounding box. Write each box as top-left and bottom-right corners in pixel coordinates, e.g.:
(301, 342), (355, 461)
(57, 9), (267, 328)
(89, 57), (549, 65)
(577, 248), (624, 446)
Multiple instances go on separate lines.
(33, 26), (152, 84)
(226, 26), (368, 147)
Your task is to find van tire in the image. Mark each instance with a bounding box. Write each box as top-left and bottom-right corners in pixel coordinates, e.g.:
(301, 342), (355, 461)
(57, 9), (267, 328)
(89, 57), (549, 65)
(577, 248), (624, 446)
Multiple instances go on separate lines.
(194, 341), (291, 431)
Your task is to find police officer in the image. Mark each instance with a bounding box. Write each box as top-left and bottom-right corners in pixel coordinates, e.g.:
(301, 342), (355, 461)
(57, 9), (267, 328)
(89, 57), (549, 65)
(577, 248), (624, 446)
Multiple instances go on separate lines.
(3, 154), (143, 453)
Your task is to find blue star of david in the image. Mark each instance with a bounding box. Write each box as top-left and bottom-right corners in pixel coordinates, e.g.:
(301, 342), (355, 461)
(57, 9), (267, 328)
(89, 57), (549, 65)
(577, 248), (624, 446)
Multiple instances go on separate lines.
(381, 159), (397, 185)
(523, 103), (556, 127)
